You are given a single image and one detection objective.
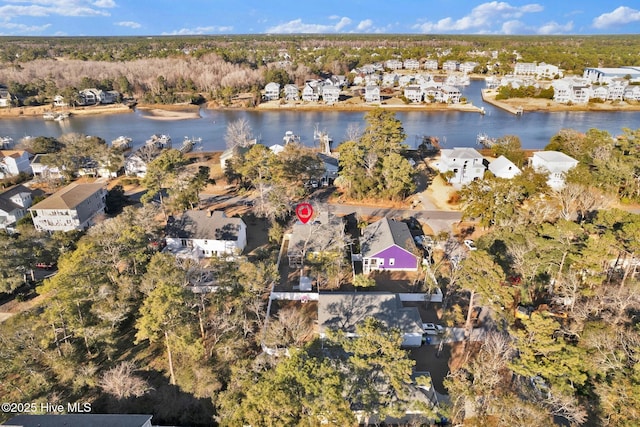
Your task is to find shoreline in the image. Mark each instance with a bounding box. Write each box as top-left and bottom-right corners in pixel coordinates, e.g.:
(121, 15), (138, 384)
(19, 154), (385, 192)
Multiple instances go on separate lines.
(481, 89), (640, 113)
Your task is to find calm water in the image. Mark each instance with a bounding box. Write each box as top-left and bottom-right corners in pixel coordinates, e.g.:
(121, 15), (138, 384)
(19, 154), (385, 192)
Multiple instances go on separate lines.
(1, 80), (639, 151)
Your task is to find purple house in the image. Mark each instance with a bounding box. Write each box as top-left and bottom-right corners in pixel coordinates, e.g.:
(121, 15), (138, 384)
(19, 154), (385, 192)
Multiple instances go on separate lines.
(361, 218), (419, 274)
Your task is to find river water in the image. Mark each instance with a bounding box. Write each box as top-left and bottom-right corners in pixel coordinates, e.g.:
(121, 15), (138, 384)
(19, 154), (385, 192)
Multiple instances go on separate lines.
(1, 80), (639, 151)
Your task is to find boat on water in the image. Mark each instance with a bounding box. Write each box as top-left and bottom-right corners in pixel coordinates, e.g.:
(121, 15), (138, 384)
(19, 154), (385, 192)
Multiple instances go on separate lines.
(0, 136), (14, 148)
(476, 132), (497, 147)
(54, 112), (70, 122)
(179, 136), (202, 154)
(283, 130), (301, 145)
(43, 112), (56, 121)
(111, 136), (133, 150)
(145, 134), (172, 149)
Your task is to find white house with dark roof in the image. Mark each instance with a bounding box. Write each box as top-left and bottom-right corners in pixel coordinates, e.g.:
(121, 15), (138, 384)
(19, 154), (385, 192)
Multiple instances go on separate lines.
(435, 147), (486, 186)
(30, 153), (62, 180)
(364, 85), (381, 103)
(0, 184), (42, 231)
(302, 82), (321, 102)
(531, 151), (578, 190)
(361, 217), (419, 274)
(264, 82), (280, 101)
(165, 210), (247, 259)
(423, 59), (438, 70)
(404, 85), (423, 103)
(283, 84), (299, 101)
(404, 59), (420, 70)
(317, 293), (423, 347)
(29, 182), (107, 232)
(322, 84), (340, 104)
(488, 155), (521, 179)
(0, 150), (31, 178)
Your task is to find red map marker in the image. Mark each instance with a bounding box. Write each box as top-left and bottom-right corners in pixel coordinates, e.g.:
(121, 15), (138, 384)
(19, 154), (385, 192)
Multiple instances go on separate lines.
(295, 202), (314, 224)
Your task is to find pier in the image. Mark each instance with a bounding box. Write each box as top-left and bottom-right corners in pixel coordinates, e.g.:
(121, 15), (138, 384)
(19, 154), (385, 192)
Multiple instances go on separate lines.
(481, 89), (524, 115)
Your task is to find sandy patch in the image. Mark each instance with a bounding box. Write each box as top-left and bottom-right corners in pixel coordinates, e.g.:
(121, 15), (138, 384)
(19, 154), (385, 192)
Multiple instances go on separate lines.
(424, 174), (461, 211)
(137, 107), (201, 121)
(481, 89), (640, 113)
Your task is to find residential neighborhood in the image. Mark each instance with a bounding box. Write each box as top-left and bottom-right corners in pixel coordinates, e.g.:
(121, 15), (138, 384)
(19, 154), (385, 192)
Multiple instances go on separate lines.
(0, 31), (639, 427)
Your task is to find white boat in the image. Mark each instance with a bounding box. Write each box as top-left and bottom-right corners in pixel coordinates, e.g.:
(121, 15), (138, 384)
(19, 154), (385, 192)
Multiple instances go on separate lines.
(43, 112), (56, 120)
(145, 134), (172, 149)
(53, 112), (69, 122)
(476, 132), (497, 147)
(283, 130), (300, 145)
(179, 136), (202, 154)
(0, 136), (14, 148)
(111, 136), (133, 150)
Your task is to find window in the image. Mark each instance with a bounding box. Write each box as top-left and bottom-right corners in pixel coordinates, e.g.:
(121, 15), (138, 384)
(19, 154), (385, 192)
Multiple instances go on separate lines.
(379, 258), (384, 266)
(389, 258), (395, 266)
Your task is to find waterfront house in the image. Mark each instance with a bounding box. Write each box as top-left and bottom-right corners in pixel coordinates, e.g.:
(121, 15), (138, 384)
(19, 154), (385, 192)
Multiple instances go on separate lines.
(404, 85), (423, 103)
(404, 59), (420, 70)
(536, 63), (561, 79)
(488, 155), (521, 179)
(29, 182), (107, 232)
(442, 60), (459, 72)
(322, 84), (340, 104)
(514, 62), (537, 75)
(624, 86), (640, 101)
(0, 86), (13, 108)
(283, 84), (299, 101)
(318, 293), (424, 347)
(583, 67), (640, 84)
(385, 59), (403, 70)
(459, 61), (479, 73)
(552, 78), (591, 104)
(78, 88), (100, 105)
(591, 86), (609, 100)
(30, 154), (62, 180)
(302, 82), (321, 102)
(53, 95), (68, 107)
(0, 150), (32, 178)
(531, 151), (578, 190)
(361, 217), (419, 274)
(165, 210), (247, 259)
(437, 86), (461, 104)
(435, 147), (486, 186)
(423, 59), (438, 70)
(606, 79), (627, 100)
(364, 85), (381, 103)
(264, 82), (280, 101)
(0, 184), (42, 232)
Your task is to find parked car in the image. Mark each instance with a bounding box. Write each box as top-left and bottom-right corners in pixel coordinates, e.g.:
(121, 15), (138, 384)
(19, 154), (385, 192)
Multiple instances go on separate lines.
(463, 239), (477, 251)
(413, 235), (434, 249)
(35, 262), (55, 270)
(422, 323), (444, 335)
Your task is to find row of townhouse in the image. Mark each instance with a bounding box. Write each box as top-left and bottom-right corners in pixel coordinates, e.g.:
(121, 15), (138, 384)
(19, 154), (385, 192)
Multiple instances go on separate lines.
(265, 77), (347, 104)
(53, 88), (120, 107)
(434, 147), (578, 190)
(513, 62), (563, 79)
(551, 77), (639, 104)
(384, 58), (421, 70)
(403, 84), (461, 104)
(354, 59), (477, 74)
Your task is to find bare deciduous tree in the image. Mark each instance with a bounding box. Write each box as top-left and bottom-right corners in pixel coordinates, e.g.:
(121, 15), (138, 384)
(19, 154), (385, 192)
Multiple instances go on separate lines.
(225, 118), (255, 149)
(99, 361), (151, 399)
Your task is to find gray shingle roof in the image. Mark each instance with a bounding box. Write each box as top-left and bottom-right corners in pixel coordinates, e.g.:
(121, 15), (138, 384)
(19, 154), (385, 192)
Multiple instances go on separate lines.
(361, 217), (416, 258)
(166, 210), (245, 241)
(318, 292), (422, 335)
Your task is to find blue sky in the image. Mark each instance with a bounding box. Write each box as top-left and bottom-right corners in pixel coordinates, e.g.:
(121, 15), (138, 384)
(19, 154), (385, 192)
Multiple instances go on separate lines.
(0, 1), (639, 36)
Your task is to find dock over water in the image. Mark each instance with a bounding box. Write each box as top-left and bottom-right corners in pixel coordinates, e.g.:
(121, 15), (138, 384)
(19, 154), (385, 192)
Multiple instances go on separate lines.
(481, 89), (524, 115)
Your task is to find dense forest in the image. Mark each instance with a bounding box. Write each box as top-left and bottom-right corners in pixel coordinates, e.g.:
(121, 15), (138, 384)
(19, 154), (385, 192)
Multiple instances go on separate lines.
(1, 34), (639, 106)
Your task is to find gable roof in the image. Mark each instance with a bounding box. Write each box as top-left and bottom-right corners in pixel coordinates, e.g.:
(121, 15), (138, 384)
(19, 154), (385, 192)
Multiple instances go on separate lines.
(0, 150), (29, 159)
(488, 155), (521, 176)
(361, 217), (416, 258)
(318, 292), (422, 336)
(167, 210), (245, 241)
(441, 147), (483, 160)
(533, 150), (578, 164)
(30, 183), (105, 210)
(0, 184), (40, 213)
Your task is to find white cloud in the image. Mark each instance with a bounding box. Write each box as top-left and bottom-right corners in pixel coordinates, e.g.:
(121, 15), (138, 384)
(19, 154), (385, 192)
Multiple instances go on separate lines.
(592, 6), (640, 29)
(413, 1), (543, 33)
(356, 19), (373, 31)
(0, 1), (113, 18)
(162, 26), (233, 35)
(115, 20), (141, 29)
(0, 21), (51, 33)
(537, 20), (573, 35)
(266, 16), (353, 33)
